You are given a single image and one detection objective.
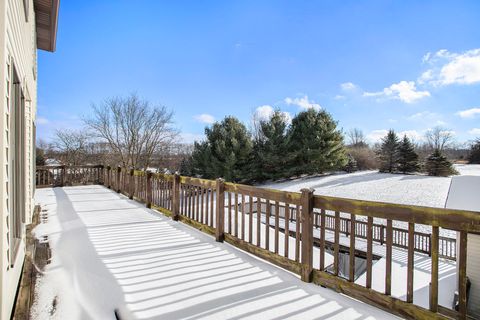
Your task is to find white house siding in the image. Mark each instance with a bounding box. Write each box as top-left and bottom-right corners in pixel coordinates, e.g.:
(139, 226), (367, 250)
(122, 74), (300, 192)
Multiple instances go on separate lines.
(0, 0), (37, 318)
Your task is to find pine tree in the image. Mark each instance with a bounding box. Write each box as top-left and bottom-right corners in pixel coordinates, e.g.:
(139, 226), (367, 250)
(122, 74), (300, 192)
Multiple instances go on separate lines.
(468, 139), (480, 164)
(344, 154), (358, 173)
(190, 141), (214, 178)
(397, 135), (419, 174)
(288, 109), (347, 176)
(254, 111), (290, 181)
(202, 116), (253, 182)
(425, 149), (458, 176)
(377, 130), (400, 173)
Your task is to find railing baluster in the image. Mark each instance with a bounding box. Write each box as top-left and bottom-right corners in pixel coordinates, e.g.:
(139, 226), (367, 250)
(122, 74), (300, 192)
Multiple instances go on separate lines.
(385, 219), (393, 295)
(295, 206), (301, 262)
(407, 222), (415, 303)
(430, 225), (439, 312)
(265, 199), (270, 251)
(349, 213), (356, 282)
(228, 191), (232, 234)
(234, 192), (239, 237)
(209, 186), (214, 227)
(334, 211), (340, 276)
(249, 194), (253, 244)
(320, 209), (326, 271)
(256, 196), (261, 247)
(366, 216), (373, 288)
(285, 203), (290, 258)
(275, 201), (280, 254)
(241, 193), (245, 240)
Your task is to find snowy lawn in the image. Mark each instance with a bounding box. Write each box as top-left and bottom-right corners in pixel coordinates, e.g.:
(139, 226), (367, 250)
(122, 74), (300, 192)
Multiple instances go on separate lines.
(262, 171), (452, 208)
(32, 185), (399, 320)
(262, 165), (480, 237)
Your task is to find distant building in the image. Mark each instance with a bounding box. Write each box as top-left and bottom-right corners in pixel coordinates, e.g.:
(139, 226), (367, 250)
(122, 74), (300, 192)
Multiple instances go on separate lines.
(0, 0), (59, 318)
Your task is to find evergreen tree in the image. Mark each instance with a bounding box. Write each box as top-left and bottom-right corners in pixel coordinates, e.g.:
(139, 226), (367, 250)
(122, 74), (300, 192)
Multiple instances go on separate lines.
(377, 130), (400, 173)
(344, 154), (358, 173)
(190, 141), (214, 178)
(397, 135), (419, 173)
(288, 109), (347, 176)
(254, 111), (290, 181)
(468, 139), (480, 164)
(425, 149), (458, 176)
(191, 116), (253, 182)
(179, 156), (193, 176)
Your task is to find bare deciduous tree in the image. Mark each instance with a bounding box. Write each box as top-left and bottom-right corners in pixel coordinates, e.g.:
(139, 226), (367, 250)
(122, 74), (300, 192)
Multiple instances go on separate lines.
(347, 128), (367, 147)
(425, 126), (455, 152)
(53, 129), (90, 165)
(84, 93), (178, 169)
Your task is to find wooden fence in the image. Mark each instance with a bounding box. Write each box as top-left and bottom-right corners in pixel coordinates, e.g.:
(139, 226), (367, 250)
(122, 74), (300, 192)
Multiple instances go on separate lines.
(35, 165), (480, 319)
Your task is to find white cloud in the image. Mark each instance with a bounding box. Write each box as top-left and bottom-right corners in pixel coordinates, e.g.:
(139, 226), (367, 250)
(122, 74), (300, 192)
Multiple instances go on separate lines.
(456, 107), (480, 119)
(254, 105), (291, 123)
(407, 111), (435, 121)
(194, 113), (215, 124)
(334, 95), (346, 100)
(340, 82), (357, 91)
(421, 48), (480, 86)
(398, 130), (424, 142)
(363, 81), (430, 103)
(469, 128), (480, 135)
(36, 116), (49, 125)
(366, 129), (389, 143)
(406, 112), (447, 127)
(180, 132), (205, 143)
(367, 129), (425, 143)
(417, 70), (434, 85)
(284, 95), (321, 110)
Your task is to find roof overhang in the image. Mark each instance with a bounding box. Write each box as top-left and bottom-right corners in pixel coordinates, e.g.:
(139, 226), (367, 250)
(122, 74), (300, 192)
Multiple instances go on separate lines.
(34, 0), (59, 52)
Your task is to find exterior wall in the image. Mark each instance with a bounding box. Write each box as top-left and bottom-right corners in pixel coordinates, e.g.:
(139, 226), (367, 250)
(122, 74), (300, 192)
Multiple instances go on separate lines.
(0, 0), (37, 318)
(467, 234), (480, 318)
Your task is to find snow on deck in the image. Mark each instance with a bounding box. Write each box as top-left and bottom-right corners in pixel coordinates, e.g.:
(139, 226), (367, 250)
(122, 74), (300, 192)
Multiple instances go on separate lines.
(32, 185), (399, 320)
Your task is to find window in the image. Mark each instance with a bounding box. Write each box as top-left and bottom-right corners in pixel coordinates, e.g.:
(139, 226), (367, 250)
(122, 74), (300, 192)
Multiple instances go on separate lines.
(9, 66), (26, 266)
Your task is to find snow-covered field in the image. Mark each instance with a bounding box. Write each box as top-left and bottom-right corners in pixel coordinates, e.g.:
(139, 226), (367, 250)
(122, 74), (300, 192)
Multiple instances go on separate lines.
(263, 164), (480, 208)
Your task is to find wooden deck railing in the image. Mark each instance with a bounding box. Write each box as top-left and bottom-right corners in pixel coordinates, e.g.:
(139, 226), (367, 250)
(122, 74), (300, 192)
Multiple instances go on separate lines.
(36, 165), (104, 187)
(35, 165), (480, 319)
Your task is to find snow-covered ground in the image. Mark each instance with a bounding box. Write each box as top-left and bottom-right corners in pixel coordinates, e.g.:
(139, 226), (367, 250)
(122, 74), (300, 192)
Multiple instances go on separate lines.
(263, 171), (452, 208)
(32, 186), (398, 320)
(454, 164), (480, 176)
(263, 164), (480, 208)
(261, 165), (480, 238)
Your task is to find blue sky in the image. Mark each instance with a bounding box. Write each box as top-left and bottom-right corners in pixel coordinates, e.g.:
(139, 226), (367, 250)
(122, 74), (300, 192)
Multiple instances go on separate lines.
(37, 0), (480, 144)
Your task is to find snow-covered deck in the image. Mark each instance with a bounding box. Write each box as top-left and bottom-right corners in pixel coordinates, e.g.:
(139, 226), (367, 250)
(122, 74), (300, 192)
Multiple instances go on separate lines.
(32, 185), (399, 320)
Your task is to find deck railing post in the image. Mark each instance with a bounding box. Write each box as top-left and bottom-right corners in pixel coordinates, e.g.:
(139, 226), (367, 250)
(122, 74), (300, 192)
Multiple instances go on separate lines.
(129, 168), (135, 199)
(215, 178), (225, 242)
(146, 171), (153, 208)
(172, 173), (181, 221)
(116, 166), (121, 193)
(300, 188), (314, 282)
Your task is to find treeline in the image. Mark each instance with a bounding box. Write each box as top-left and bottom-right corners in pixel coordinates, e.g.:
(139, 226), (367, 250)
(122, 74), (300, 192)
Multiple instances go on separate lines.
(376, 129), (458, 176)
(181, 109), (347, 183)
